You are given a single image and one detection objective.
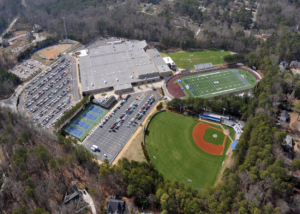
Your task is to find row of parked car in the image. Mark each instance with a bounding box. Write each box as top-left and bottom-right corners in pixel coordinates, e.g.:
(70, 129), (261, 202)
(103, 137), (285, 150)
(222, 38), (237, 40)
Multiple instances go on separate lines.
(33, 95), (72, 127)
(26, 76), (70, 110)
(128, 95), (155, 125)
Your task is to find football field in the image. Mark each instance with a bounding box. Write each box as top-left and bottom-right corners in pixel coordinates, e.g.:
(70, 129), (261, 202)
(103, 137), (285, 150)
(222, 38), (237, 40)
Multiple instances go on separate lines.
(175, 68), (257, 98)
(145, 112), (233, 189)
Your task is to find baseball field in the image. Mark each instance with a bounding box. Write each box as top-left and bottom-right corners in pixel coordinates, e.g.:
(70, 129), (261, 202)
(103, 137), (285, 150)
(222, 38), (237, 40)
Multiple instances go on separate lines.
(145, 111), (233, 189)
(160, 49), (231, 69)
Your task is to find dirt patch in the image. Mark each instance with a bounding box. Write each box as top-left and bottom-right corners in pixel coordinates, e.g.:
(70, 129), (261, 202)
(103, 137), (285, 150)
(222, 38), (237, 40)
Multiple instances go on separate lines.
(192, 123), (227, 155)
(117, 130), (146, 162)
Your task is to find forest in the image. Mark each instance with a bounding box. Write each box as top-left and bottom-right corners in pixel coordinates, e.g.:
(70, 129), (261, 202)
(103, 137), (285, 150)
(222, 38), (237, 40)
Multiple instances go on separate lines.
(0, 68), (20, 98)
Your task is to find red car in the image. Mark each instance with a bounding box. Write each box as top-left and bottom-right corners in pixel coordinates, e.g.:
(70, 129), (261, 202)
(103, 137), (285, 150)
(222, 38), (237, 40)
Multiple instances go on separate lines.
(115, 126), (119, 130)
(110, 125), (115, 129)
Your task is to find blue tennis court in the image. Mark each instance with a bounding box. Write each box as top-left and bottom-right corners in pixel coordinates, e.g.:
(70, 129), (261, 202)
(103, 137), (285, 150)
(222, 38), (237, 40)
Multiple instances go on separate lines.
(67, 126), (84, 138)
(83, 112), (98, 121)
(89, 106), (104, 115)
(74, 119), (90, 130)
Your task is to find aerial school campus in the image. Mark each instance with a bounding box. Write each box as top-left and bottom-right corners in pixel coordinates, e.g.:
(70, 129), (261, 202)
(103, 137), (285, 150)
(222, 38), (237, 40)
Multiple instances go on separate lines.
(15, 38), (261, 190)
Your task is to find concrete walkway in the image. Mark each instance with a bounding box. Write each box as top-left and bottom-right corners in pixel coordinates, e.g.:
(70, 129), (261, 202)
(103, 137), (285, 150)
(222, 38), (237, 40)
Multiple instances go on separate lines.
(80, 189), (96, 214)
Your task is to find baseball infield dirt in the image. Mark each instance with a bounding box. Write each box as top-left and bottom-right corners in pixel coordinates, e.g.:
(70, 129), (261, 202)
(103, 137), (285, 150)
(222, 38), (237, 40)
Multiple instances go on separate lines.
(192, 123), (227, 155)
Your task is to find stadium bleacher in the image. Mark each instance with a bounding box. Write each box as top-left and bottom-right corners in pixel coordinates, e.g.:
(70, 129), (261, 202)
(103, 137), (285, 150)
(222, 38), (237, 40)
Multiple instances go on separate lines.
(194, 63), (213, 71)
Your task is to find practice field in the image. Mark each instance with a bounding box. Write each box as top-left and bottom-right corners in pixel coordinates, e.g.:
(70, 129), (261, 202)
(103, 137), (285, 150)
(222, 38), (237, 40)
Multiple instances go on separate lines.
(63, 104), (108, 141)
(32, 43), (73, 65)
(160, 49), (230, 69)
(174, 68), (257, 98)
(145, 112), (232, 189)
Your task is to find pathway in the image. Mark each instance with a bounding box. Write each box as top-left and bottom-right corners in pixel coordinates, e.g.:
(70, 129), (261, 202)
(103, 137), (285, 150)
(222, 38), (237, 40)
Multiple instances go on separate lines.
(0, 16), (19, 43)
(80, 189), (96, 214)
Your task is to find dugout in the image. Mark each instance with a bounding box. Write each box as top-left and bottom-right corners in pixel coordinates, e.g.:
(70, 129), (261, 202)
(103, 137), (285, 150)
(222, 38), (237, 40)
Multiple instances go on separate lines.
(200, 114), (220, 122)
(231, 141), (238, 151)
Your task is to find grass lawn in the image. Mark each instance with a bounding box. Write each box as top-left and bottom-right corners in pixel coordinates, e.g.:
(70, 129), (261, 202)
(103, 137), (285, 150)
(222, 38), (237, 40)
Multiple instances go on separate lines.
(63, 104), (108, 141)
(160, 49), (231, 69)
(203, 128), (225, 145)
(145, 111), (231, 189)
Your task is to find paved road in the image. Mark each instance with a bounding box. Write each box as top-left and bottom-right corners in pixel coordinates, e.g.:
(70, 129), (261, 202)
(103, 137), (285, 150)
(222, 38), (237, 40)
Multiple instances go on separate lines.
(11, 34), (46, 53)
(0, 16), (19, 43)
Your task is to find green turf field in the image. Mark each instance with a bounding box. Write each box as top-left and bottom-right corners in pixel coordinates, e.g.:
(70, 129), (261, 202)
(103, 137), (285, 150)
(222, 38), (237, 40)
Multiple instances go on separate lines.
(203, 128), (225, 145)
(63, 104), (108, 141)
(160, 49), (230, 69)
(174, 68), (257, 98)
(145, 112), (233, 189)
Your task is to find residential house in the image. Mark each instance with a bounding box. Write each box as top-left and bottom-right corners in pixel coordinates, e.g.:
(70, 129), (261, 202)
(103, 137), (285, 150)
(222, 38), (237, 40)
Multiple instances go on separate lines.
(26, 31), (34, 39)
(142, 3), (153, 12)
(290, 60), (300, 69)
(33, 24), (42, 33)
(279, 61), (288, 72)
(280, 110), (290, 122)
(62, 186), (83, 205)
(285, 135), (293, 150)
(106, 194), (125, 214)
(2, 39), (10, 48)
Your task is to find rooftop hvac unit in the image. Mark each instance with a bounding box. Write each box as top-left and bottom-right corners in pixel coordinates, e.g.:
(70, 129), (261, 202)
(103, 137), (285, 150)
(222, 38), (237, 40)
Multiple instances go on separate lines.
(116, 78), (119, 81)
(131, 76), (134, 79)
(91, 83), (94, 87)
(104, 81), (107, 84)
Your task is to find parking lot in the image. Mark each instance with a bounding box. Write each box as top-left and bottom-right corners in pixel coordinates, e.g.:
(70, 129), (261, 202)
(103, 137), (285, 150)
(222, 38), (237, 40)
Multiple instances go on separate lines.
(83, 91), (161, 163)
(18, 56), (80, 129)
(10, 58), (45, 80)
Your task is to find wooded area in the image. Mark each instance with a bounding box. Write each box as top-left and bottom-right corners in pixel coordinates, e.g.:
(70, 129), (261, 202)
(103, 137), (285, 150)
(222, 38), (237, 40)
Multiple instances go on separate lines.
(0, 67), (20, 98)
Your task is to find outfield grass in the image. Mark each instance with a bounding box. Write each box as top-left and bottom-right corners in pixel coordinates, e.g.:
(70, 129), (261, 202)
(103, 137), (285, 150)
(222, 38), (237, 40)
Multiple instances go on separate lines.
(63, 104), (108, 141)
(203, 128), (225, 145)
(145, 112), (231, 189)
(160, 49), (231, 69)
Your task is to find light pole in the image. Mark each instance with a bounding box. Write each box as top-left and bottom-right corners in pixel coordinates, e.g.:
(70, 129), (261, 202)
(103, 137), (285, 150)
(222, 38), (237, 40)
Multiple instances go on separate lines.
(222, 108), (226, 118)
(62, 17), (68, 41)
(153, 156), (156, 165)
(184, 41), (186, 50)
(187, 179), (192, 186)
(220, 56), (223, 68)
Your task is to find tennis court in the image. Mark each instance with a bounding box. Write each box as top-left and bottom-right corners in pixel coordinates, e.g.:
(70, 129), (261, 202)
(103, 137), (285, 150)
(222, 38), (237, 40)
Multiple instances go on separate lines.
(74, 120), (90, 130)
(67, 126), (84, 138)
(175, 68), (257, 98)
(63, 104), (108, 141)
(83, 112), (98, 121)
(89, 106), (104, 115)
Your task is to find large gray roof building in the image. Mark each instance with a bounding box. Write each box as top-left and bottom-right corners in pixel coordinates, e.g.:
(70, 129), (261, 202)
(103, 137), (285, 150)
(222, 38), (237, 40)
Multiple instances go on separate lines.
(79, 41), (172, 94)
